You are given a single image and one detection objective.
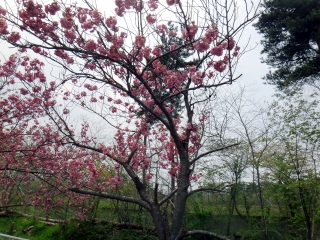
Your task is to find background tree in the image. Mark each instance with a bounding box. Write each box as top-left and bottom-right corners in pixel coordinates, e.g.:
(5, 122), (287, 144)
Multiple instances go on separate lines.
(264, 92), (320, 240)
(209, 142), (250, 237)
(254, 0), (320, 91)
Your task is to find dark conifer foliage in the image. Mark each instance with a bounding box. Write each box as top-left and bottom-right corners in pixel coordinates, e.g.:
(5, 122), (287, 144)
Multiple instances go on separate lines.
(255, 0), (320, 90)
(137, 22), (197, 125)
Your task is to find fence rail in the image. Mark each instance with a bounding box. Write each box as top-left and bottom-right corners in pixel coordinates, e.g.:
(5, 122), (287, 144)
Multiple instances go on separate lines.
(0, 233), (28, 240)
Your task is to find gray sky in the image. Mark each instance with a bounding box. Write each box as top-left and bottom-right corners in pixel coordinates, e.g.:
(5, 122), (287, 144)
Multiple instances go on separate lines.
(236, 21), (276, 102)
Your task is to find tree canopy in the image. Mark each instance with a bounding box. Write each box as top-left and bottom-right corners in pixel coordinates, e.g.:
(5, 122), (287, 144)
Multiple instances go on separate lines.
(254, 0), (320, 90)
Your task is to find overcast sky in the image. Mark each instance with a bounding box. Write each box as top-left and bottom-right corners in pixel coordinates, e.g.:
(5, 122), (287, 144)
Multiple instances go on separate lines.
(235, 21), (276, 102)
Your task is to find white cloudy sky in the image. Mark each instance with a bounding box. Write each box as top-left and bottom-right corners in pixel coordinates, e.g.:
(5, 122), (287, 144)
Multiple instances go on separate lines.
(235, 22), (276, 101)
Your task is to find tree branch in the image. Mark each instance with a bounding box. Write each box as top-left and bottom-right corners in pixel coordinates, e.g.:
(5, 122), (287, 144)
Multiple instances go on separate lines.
(158, 188), (178, 206)
(190, 143), (240, 164)
(69, 188), (150, 210)
(176, 229), (230, 240)
(187, 183), (235, 197)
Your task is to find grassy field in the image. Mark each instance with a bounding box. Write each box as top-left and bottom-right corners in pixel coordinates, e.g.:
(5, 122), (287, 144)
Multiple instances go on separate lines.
(0, 213), (60, 240)
(0, 213), (158, 240)
(0, 194), (310, 240)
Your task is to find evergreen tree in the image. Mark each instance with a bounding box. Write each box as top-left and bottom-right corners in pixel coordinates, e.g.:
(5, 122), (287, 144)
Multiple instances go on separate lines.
(138, 22), (197, 125)
(254, 0), (320, 90)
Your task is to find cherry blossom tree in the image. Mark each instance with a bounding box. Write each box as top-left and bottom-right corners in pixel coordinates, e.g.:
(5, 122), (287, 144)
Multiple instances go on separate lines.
(0, 54), (101, 218)
(0, 0), (260, 239)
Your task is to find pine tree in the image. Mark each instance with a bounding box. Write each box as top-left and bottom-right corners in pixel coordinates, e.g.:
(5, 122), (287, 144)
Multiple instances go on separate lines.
(138, 22), (197, 125)
(254, 0), (320, 90)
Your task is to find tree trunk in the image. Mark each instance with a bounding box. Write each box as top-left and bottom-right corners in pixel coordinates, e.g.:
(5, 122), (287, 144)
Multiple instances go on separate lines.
(150, 204), (168, 240)
(170, 160), (190, 240)
(226, 182), (237, 236)
(298, 182), (312, 240)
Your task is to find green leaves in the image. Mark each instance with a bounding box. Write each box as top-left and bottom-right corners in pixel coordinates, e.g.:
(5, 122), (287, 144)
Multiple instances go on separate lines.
(255, 0), (320, 90)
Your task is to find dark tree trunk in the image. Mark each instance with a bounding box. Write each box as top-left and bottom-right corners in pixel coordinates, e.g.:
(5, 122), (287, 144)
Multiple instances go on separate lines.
(150, 204), (168, 240)
(170, 158), (190, 240)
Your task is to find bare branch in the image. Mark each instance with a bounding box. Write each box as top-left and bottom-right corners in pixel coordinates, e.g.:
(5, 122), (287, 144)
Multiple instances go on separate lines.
(159, 188), (178, 206)
(187, 183), (235, 197)
(176, 229), (231, 240)
(190, 142), (240, 164)
(69, 188), (150, 210)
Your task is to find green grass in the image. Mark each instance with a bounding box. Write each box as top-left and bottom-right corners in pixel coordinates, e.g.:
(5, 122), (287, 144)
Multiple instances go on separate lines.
(0, 196), (292, 240)
(0, 214), (156, 240)
(0, 214), (61, 240)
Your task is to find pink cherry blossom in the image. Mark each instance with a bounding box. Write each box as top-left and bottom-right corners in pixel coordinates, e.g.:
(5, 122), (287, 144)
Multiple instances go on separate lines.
(84, 40), (97, 51)
(145, 173), (153, 180)
(157, 24), (167, 34)
(20, 88), (29, 95)
(227, 38), (236, 50)
(194, 41), (210, 52)
(7, 32), (21, 43)
(146, 14), (156, 24)
(152, 46), (162, 56)
(182, 24), (198, 40)
(0, 18), (8, 34)
(64, 30), (76, 43)
(210, 46), (223, 56)
(148, 0), (158, 10)
(0, 7), (7, 15)
(167, 0), (175, 6)
(213, 60), (227, 72)
(115, 8), (124, 16)
(63, 108), (70, 114)
(60, 17), (73, 29)
(106, 16), (118, 31)
(133, 35), (146, 48)
(45, 2), (60, 15)
(135, 1), (144, 12)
